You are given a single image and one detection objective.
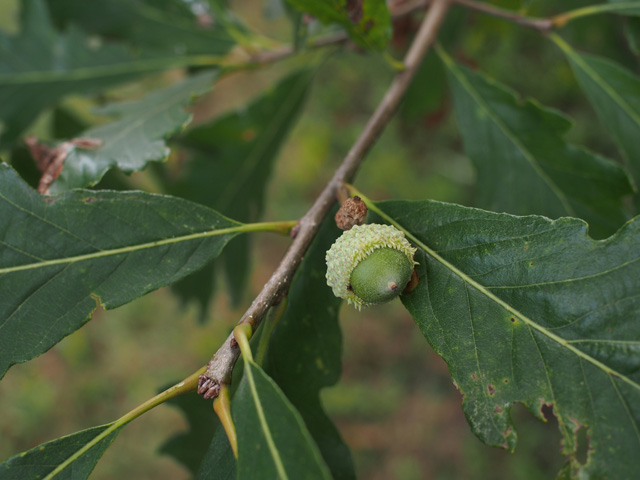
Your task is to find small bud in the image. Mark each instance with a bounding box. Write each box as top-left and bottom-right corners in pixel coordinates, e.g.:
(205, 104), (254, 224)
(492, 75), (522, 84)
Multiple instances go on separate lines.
(335, 196), (368, 230)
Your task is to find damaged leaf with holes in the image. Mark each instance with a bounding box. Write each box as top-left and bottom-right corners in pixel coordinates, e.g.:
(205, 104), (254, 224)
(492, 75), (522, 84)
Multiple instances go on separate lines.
(368, 199), (640, 480)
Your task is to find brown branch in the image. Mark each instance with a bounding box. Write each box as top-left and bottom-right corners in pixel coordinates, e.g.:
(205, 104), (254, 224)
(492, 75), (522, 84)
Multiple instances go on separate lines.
(242, 0), (434, 67)
(452, 0), (554, 31)
(197, 0), (453, 399)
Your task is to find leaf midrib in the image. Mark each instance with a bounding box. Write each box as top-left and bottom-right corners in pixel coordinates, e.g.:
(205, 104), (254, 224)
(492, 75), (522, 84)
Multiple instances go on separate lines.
(0, 224), (243, 275)
(552, 34), (640, 134)
(370, 201), (640, 395)
(246, 362), (289, 480)
(0, 55), (223, 85)
(438, 45), (576, 217)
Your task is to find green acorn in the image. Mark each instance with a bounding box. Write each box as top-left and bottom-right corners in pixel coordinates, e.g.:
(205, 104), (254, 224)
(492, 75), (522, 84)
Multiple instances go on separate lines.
(326, 224), (417, 309)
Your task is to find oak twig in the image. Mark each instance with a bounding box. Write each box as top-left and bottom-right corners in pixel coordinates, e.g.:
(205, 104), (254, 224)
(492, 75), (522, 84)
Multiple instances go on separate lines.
(197, 0), (453, 400)
(452, 0), (553, 31)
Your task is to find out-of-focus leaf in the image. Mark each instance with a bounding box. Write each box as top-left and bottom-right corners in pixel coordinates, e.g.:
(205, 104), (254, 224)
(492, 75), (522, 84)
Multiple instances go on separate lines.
(624, 16), (640, 55)
(51, 106), (89, 139)
(400, 50), (446, 123)
(50, 70), (218, 193)
(263, 210), (355, 480)
(169, 70), (312, 316)
(233, 360), (333, 479)
(0, 163), (245, 378)
(552, 34), (640, 207)
(440, 46), (633, 238)
(369, 198), (640, 480)
(0, 423), (122, 480)
(45, 0), (237, 55)
(196, 425), (237, 480)
(159, 391), (217, 475)
(0, 0), (216, 147)
(285, 0), (391, 51)
(604, 0), (640, 16)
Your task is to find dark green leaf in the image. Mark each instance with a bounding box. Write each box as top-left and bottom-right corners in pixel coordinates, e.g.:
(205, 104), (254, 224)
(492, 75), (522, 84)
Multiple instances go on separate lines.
(196, 426), (237, 480)
(233, 360), (333, 479)
(51, 106), (89, 139)
(263, 210), (355, 480)
(400, 50), (446, 123)
(0, 423), (122, 480)
(0, 163), (244, 378)
(624, 16), (640, 55)
(0, 0), (226, 147)
(169, 70), (312, 315)
(552, 34), (640, 207)
(51, 71), (218, 193)
(159, 391), (217, 475)
(285, 0), (391, 51)
(371, 199), (640, 479)
(440, 46), (633, 238)
(45, 0), (237, 55)
(605, 0), (640, 16)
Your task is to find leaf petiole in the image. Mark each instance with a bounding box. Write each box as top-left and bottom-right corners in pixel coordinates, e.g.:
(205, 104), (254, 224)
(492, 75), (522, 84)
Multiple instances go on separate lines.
(213, 384), (238, 458)
(255, 299), (288, 367)
(552, 2), (640, 27)
(42, 366), (206, 479)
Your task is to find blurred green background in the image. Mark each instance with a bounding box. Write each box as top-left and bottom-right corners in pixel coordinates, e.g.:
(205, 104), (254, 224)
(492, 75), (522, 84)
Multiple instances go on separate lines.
(1, 0), (634, 478)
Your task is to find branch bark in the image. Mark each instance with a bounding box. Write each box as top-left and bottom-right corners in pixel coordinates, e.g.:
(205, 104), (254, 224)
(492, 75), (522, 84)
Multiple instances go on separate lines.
(452, 0), (553, 31)
(198, 0), (453, 399)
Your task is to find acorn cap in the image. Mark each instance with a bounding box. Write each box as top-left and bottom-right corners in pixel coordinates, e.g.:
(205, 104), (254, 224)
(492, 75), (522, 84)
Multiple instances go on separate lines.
(325, 223), (417, 309)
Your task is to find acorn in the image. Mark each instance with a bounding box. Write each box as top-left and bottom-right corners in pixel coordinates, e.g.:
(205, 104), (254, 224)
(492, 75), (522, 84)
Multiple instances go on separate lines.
(326, 224), (417, 309)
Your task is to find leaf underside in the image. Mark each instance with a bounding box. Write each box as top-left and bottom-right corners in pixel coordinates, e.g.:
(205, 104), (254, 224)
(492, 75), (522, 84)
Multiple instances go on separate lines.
(371, 199), (640, 479)
(0, 163), (241, 378)
(50, 70), (219, 193)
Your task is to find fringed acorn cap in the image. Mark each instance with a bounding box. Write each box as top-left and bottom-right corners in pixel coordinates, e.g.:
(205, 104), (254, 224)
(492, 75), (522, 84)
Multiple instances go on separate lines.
(326, 224), (417, 309)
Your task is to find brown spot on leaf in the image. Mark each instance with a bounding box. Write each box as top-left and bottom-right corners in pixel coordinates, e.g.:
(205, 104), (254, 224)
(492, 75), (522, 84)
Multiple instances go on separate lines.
(25, 136), (102, 194)
(242, 129), (256, 141)
(487, 384), (496, 396)
(346, 0), (364, 24)
(471, 373), (478, 381)
(403, 268), (420, 295)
